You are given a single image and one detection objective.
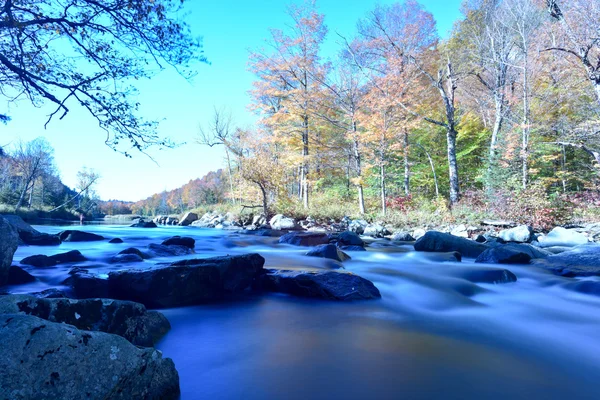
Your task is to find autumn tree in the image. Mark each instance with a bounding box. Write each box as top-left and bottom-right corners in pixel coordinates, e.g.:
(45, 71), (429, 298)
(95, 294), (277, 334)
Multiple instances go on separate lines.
(249, 0), (328, 209)
(0, 0), (205, 155)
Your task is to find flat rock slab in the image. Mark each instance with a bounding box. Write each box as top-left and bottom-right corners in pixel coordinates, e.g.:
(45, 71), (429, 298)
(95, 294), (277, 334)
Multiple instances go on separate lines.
(0, 294), (170, 347)
(21, 250), (87, 268)
(0, 314), (179, 400)
(255, 269), (381, 301)
(531, 245), (600, 277)
(108, 253), (265, 308)
(414, 231), (489, 258)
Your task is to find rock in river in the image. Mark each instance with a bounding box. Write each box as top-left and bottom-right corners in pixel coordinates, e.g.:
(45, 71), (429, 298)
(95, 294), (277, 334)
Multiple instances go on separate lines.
(0, 215), (18, 285)
(531, 245), (600, 277)
(0, 314), (179, 400)
(306, 244), (351, 262)
(537, 227), (589, 248)
(414, 231), (489, 258)
(107, 253), (266, 308)
(278, 232), (330, 247)
(0, 294), (170, 347)
(475, 247), (532, 264)
(7, 266), (36, 285)
(58, 230), (104, 242)
(21, 250), (87, 268)
(497, 225), (533, 243)
(1, 214), (61, 246)
(255, 269), (381, 301)
(161, 236), (195, 249)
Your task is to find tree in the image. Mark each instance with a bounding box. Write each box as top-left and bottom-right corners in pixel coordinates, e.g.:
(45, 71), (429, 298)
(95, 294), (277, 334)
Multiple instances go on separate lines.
(0, 0), (205, 155)
(249, 0), (328, 209)
(197, 107), (239, 204)
(545, 0), (600, 108)
(12, 137), (55, 211)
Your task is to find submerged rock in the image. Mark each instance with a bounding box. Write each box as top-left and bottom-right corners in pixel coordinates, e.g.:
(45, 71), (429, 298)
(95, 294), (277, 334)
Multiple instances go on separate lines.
(475, 247), (532, 264)
(119, 247), (150, 259)
(450, 267), (518, 284)
(147, 243), (194, 257)
(161, 236), (195, 249)
(21, 250), (87, 268)
(278, 232), (330, 247)
(109, 253), (144, 264)
(414, 231), (489, 258)
(108, 254), (266, 308)
(255, 269), (381, 301)
(306, 244), (351, 262)
(109, 238), (124, 244)
(0, 216), (19, 285)
(0, 294), (170, 347)
(7, 266), (36, 285)
(58, 230), (104, 242)
(0, 314), (180, 399)
(531, 245), (600, 277)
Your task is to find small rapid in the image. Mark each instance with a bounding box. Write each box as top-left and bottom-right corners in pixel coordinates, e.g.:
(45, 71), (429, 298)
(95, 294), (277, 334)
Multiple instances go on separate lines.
(8, 224), (600, 399)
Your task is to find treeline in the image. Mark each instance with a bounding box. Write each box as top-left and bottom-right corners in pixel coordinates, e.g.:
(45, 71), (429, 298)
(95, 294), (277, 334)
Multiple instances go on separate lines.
(130, 170), (227, 216)
(0, 137), (100, 219)
(196, 0), (600, 224)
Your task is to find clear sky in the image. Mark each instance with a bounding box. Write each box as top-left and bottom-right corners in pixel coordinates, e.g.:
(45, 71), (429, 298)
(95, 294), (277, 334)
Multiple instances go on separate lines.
(2, 0), (463, 202)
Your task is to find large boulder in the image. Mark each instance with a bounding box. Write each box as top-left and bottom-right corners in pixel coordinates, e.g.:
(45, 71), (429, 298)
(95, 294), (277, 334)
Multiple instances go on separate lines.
(278, 232), (330, 247)
(497, 225), (533, 243)
(161, 236), (195, 249)
(0, 215), (19, 285)
(0, 294), (170, 347)
(108, 254), (265, 308)
(58, 230), (104, 242)
(537, 227), (589, 248)
(178, 212), (198, 226)
(1, 214), (61, 246)
(255, 269), (381, 301)
(64, 272), (111, 299)
(269, 214), (300, 230)
(414, 231), (489, 258)
(0, 314), (179, 399)
(306, 244), (350, 262)
(531, 245), (600, 276)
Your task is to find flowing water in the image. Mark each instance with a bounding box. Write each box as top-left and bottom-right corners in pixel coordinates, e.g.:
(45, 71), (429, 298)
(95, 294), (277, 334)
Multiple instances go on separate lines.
(7, 224), (600, 399)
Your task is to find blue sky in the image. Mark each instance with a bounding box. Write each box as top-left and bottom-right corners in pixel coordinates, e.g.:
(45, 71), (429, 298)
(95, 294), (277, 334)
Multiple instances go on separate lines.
(2, 0), (463, 202)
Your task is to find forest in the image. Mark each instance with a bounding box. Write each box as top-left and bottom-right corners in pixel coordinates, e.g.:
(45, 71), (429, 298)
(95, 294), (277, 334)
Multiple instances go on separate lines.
(133, 0), (600, 231)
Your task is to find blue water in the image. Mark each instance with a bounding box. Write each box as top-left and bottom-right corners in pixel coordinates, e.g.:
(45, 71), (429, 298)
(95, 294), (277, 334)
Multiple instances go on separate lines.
(9, 225), (600, 399)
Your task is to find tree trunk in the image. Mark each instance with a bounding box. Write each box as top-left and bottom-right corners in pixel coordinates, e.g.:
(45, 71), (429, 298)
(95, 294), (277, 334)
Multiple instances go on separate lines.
(27, 181), (34, 209)
(447, 127), (460, 205)
(380, 161), (386, 216)
(488, 90), (504, 185)
(595, 80), (600, 109)
(302, 114), (309, 209)
(561, 144), (567, 192)
(353, 135), (366, 215)
(258, 183), (268, 218)
(225, 149), (235, 205)
(403, 128), (410, 196)
(521, 59), (530, 189)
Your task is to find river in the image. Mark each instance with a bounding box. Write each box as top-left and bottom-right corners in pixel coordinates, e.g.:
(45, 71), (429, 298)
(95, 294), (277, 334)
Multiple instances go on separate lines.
(7, 224), (600, 399)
